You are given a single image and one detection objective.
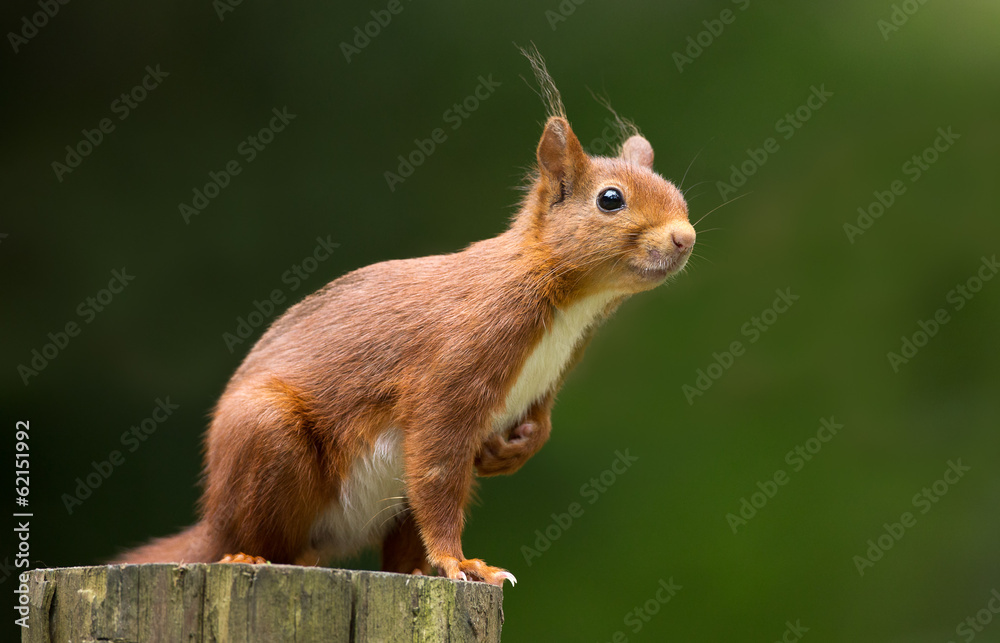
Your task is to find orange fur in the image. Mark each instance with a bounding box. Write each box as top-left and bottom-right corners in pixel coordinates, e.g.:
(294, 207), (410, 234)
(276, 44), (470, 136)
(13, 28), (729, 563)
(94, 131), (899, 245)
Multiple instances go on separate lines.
(115, 79), (694, 586)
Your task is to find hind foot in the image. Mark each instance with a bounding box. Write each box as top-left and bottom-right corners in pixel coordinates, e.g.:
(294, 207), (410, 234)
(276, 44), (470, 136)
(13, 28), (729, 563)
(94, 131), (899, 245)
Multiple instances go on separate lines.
(437, 556), (516, 587)
(218, 552), (270, 564)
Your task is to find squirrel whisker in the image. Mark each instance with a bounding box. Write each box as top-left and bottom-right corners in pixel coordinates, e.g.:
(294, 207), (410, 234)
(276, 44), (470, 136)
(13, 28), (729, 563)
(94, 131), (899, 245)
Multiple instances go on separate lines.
(693, 192), (750, 228)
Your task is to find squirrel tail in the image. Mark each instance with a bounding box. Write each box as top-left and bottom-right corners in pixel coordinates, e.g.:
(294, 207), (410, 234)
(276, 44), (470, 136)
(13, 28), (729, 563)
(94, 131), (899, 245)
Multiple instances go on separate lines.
(111, 522), (222, 564)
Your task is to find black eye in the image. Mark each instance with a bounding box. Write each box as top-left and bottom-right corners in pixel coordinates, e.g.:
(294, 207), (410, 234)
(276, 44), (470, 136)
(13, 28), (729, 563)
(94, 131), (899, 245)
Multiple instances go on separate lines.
(597, 188), (625, 212)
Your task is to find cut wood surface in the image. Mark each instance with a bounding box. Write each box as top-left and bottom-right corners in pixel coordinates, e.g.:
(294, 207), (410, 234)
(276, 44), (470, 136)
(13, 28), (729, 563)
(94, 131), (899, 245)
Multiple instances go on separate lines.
(22, 564), (504, 642)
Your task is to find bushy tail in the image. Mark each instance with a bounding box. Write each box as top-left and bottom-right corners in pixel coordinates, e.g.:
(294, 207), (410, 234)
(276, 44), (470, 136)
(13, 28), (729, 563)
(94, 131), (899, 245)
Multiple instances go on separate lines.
(111, 523), (222, 564)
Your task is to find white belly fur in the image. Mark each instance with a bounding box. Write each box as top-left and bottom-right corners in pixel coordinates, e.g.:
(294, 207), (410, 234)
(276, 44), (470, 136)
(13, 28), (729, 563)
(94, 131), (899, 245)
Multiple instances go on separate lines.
(308, 292), (617, 558)
(309, 428), (406, 559)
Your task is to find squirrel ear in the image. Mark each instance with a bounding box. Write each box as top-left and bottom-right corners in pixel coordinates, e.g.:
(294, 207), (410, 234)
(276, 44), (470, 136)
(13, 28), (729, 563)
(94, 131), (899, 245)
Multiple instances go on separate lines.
(536, 117), (588, 188)
(621, 135), (654, 169)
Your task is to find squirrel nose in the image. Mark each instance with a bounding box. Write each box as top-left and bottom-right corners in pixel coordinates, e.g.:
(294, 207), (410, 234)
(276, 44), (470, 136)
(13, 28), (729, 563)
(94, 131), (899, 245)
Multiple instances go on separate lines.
(670, 224), (696, 251)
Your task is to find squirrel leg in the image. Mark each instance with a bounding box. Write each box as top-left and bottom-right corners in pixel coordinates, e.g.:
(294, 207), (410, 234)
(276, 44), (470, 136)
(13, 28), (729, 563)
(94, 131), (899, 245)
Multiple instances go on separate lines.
(201, 380), (330, 564)
(404, 420), (516, 587)
(475, 398), (552, 477)
(381, 509), (432, 575)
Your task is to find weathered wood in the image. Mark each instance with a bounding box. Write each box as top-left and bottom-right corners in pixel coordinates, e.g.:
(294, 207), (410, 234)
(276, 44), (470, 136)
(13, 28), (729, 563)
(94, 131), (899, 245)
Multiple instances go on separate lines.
(22, 564), (503, 642)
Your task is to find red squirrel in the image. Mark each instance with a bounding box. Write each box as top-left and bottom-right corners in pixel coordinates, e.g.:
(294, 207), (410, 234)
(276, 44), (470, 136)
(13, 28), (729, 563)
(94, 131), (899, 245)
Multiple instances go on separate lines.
(116, 54), (695, 587)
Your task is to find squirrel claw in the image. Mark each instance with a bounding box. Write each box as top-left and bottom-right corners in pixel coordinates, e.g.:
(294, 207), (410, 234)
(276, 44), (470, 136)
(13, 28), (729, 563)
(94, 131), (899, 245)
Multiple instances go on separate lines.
(495, 571), (517, 587)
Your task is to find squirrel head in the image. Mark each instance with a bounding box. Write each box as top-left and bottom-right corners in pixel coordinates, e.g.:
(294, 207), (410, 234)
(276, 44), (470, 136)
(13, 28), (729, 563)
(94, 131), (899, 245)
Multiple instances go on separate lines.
(523, 116), (695, 299)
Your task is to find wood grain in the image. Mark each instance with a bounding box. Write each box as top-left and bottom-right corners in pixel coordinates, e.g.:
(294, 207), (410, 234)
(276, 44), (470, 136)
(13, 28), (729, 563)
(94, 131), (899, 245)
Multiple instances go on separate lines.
(22, 565), (503, 642)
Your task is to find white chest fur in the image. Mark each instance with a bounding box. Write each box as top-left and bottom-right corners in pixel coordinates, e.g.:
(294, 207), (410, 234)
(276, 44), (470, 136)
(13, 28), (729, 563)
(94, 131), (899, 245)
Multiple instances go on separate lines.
(491, 291), (619, 433)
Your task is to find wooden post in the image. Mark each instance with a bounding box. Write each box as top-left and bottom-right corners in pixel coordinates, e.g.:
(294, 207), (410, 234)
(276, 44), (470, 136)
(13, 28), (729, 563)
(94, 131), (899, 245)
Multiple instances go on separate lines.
(21, 564), (504, 642)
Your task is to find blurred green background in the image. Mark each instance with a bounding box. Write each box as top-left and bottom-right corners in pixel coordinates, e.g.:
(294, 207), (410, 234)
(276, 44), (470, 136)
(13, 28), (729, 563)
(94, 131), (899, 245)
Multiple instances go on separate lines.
(3, 0), (999, 640)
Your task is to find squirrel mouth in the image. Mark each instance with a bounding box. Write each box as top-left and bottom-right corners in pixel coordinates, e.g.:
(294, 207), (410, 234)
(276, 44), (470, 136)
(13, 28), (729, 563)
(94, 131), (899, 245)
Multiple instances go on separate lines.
(630, 255), (684, 281)
(633, 264), (671, 280)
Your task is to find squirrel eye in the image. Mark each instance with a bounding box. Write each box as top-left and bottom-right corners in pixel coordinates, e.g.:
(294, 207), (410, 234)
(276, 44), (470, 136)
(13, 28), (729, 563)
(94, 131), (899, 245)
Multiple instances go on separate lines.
(597, 188), (625, 213)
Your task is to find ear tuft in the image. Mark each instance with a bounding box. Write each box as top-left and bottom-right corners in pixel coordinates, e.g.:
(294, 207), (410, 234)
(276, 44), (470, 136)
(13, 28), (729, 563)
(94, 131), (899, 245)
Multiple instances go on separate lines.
(518, 43), (566, 120)
(621, 135), (654, 169)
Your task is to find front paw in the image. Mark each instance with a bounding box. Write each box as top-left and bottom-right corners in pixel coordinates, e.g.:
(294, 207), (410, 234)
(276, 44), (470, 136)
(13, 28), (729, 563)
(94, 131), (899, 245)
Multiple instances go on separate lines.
(475, 421), (542, 476)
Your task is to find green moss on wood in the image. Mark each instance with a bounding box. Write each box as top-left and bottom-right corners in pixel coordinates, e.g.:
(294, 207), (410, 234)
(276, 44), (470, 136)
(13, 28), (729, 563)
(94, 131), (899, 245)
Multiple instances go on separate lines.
(23, 565), (503, 643)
